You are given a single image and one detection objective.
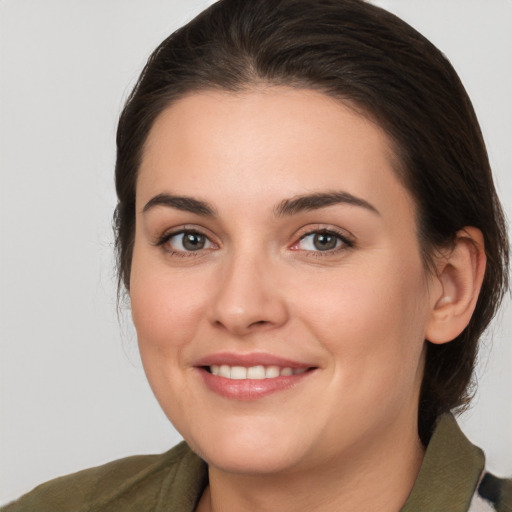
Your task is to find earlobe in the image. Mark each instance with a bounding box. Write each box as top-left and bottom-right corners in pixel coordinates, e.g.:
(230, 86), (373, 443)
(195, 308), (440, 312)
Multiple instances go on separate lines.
(425, 227), (486, 345)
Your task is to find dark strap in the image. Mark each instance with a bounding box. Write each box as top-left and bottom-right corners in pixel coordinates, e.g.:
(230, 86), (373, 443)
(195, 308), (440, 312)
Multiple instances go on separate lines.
(478, 473), (512, 512)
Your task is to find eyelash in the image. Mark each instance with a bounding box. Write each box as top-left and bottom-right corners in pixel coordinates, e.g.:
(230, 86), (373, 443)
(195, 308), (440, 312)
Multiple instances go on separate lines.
(155, 227), (354, 258)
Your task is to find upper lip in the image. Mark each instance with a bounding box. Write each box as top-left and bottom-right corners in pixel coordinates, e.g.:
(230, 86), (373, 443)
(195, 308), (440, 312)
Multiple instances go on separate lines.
(193, 352), (314, 369)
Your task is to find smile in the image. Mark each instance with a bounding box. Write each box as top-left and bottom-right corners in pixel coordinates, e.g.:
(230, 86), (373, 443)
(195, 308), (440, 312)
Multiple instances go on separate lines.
(208, 365), (308, 380)
(194, 352), (317, 400)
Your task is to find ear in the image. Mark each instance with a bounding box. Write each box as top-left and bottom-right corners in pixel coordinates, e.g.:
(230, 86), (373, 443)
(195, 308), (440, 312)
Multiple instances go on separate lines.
(425, 227), (486, 344)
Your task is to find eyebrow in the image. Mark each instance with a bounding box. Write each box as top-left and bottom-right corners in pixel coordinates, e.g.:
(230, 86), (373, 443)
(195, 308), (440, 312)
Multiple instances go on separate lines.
(142, 190), (379, 218)
(142, 193), (217, 217)
(274, 191), (380, 217)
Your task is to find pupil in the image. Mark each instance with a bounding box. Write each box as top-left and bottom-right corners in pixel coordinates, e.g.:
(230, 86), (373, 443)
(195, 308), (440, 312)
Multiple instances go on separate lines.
(314, 233), (337, 251)
(183, 233), (205, 251)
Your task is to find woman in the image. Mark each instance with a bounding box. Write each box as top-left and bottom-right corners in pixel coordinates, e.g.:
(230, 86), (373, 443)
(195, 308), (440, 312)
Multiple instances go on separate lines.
(3, 0), (510, 510)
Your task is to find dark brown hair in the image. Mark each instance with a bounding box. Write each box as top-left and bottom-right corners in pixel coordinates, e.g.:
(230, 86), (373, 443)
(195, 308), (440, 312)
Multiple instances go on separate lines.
(114, 0), (509, 443)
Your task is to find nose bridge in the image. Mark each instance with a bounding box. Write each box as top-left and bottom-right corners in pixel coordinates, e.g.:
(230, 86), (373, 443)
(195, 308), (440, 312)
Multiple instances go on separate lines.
(209, 243), (288, 334)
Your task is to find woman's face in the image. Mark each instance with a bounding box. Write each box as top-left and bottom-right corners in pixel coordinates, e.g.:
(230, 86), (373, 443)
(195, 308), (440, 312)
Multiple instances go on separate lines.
(130, 87), (436, 475)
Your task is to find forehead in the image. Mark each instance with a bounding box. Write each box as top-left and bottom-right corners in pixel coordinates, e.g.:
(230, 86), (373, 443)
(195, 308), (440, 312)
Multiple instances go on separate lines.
(137, 87), (413, 219)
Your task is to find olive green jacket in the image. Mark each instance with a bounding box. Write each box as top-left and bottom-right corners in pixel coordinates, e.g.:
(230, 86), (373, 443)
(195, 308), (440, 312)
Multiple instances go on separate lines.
(3, 415), (511, 511)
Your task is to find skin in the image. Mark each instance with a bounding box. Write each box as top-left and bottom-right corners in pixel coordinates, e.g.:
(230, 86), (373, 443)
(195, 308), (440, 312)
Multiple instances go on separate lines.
(129, 87), (484, 511)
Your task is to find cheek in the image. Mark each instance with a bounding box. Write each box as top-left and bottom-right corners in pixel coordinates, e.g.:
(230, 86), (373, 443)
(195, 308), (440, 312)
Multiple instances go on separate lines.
(299, 264), (429, 436)
(296, 256), (429, 380)
(129, 251), (210, 357)
(129, 255), (212, 426)
(131, 286), (204, 352)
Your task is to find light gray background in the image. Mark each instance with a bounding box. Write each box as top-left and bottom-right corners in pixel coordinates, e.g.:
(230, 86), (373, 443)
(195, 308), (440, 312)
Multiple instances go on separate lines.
(1, 0), (511, 505)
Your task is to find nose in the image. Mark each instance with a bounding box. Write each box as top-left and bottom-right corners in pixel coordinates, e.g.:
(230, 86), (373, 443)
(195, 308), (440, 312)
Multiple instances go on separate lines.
(207, 251), (289, 336)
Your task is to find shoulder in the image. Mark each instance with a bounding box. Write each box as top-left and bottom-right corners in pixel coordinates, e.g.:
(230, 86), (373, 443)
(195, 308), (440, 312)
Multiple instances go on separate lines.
(1, 442), (206, 512)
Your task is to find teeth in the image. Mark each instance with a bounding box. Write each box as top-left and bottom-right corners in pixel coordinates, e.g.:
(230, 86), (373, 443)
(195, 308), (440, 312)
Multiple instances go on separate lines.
(230, 366), (247, 380)
(208, 364), (308, 380)
(247, 365), (266, 379)
(219, 365), (230, 378)
(265, 365), (280, 378)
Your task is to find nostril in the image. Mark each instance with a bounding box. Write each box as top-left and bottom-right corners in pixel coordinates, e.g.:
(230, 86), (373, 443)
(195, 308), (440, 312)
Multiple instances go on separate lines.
(246, 320), (271, 330)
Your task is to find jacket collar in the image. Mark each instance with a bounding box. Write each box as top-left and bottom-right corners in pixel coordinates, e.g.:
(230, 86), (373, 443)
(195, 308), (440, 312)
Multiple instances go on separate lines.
(161, 414), (484, 511)
(401, 413), (485, 511)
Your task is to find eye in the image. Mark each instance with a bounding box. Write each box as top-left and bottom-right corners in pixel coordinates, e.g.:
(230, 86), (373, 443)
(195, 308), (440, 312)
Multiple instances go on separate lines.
(294, 229), (353, 252)
(161, 230), (214, 253)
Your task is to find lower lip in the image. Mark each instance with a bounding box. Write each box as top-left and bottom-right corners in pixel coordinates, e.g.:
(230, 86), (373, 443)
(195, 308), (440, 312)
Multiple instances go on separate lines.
(197, 367), (314, 400)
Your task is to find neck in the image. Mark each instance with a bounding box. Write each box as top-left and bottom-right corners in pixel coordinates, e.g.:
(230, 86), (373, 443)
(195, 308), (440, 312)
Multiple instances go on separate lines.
(196, 416), (425, 512)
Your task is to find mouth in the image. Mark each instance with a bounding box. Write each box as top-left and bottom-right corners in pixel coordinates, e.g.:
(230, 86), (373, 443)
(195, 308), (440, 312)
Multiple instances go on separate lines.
(194, 354), (317, 400)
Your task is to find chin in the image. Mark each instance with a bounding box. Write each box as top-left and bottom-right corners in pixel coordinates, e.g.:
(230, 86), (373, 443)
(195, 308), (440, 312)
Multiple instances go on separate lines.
(198, 442), (306, 475)
(182, 419), (314, 475)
